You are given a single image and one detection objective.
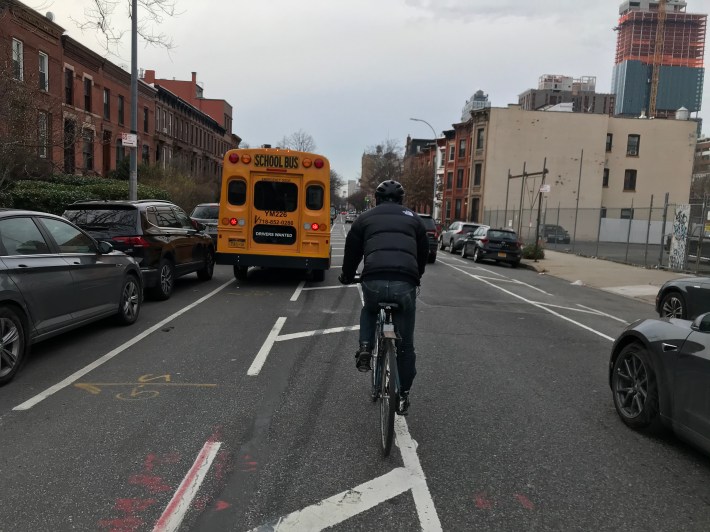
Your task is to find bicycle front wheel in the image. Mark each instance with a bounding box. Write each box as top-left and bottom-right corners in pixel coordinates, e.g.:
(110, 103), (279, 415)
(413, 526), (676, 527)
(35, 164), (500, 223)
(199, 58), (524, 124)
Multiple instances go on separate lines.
(379, 338), (398, 457)
(371, 314), (383, 401)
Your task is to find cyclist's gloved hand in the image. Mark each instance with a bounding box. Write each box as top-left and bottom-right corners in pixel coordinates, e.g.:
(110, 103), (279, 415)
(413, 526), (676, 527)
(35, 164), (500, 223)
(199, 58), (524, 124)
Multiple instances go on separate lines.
(338, 272), (352, 285)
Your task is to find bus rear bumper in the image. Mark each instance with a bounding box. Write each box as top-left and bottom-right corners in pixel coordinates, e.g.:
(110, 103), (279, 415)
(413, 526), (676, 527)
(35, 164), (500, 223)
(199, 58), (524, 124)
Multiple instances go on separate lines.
(216, 253), (330, 270)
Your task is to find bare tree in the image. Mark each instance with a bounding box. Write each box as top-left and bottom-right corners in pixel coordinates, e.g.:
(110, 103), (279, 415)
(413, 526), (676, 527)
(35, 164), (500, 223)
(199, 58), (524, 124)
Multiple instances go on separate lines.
(74, 0), (179, 52)
(329, 168), (345, 204)
(360, 139), (403, 193)
(279, 129), (317, 152)
(400, 160), (433, 211)
(346, 189), (368, 212)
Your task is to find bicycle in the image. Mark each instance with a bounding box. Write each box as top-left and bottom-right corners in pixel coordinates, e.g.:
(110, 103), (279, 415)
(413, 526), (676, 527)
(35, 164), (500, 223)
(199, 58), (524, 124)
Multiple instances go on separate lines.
(353, 274), (401, 457)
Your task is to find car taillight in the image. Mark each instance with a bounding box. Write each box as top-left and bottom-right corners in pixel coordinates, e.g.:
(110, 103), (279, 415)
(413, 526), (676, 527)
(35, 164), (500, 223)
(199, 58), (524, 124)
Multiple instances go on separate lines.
(480, 238), (489, 245)
(456, 230), (463, 234)
(113, 236), (150, 247)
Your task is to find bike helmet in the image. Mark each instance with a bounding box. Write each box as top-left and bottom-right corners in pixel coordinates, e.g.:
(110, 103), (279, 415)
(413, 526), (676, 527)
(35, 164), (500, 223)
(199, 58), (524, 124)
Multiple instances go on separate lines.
(375, 180), (405, 205)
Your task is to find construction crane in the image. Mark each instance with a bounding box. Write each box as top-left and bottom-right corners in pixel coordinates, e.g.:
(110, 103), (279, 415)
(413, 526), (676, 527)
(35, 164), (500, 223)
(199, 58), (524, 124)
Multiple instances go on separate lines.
(649, 0), (667, 117)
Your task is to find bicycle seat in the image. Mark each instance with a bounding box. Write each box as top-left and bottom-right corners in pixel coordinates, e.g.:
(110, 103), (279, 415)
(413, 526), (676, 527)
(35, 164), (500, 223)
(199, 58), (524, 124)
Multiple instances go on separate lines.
(379, 303), (399, 310)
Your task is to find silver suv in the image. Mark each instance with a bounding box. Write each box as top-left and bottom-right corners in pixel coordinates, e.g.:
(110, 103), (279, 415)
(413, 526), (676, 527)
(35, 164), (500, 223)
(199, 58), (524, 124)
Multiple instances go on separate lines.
(439, 221), (482, 253)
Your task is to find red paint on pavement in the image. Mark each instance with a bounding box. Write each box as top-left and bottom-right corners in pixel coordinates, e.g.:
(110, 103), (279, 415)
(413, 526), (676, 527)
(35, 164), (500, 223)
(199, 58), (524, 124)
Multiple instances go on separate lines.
(515, 494), (535, 510)
(115, 498), (157, 514)
(98, 516), (144, 532)
(215, 500), (231, 511)
(474, 493), (493, 509)
(129, 473), (172, 493)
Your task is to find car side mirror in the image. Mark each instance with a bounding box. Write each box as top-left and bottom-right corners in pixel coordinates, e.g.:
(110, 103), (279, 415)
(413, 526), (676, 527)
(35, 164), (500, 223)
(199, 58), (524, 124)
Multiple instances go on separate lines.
(97, 241), (113, 254)
(691, 312), (710, 332)
(191, 219), (206, 231)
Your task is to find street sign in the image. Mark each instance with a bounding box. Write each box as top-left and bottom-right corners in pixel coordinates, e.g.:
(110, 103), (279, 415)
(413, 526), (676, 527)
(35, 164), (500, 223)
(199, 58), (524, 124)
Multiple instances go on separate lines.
(121, 133), (137, 147)
(540, 184), (551, 193)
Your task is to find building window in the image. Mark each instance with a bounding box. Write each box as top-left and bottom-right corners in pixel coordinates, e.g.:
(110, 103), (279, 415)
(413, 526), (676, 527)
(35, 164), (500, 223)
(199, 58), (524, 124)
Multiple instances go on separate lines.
(458, 139), (466, 159)
(471, 198), (480, 223)
(623, 169), (637, 191)
(445, 200), (451, 219)
(473, 163), (482, 186)
(143, 107), (149, 132)
(627, 134), (640, 156)
(456, 168), (464, 188)
(142, 144), (150, 165)
(118, 95), (125, 125)
(103, 89), (110, 119)
(82, 130), (94, 171)
(621, 208), (634, 220)
(603, 168), (609, 188)
(476, 128), (485, 150)
(65, 69), (74, 105)
(64, 120), (76, 173)
(12, 39), (23, 80)
(600, 207), (607, 219)
(448, 145), (455, 161)
(38, 112), (49, 159)
(446, 171), (453, 189)
(38, 52), (48, 91)
(606, 133), (613, 152)
(83, 78), (92, 112)
(455, 199), (462, 219)
(116, 138), (125, 163)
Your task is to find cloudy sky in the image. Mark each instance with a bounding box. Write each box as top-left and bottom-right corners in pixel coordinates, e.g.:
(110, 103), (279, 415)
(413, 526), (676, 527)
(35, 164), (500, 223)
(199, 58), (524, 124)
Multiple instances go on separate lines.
(42, 0), (710, 183)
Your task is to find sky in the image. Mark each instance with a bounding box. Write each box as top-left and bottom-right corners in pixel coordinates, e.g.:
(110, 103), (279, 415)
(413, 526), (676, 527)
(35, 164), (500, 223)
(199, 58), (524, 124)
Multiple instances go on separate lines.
(38, 0), (710, 184)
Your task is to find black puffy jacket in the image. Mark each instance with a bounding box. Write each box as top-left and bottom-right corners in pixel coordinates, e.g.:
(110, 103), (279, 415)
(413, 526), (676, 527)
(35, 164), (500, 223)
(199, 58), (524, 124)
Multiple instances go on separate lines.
(341, 203), (429, 286)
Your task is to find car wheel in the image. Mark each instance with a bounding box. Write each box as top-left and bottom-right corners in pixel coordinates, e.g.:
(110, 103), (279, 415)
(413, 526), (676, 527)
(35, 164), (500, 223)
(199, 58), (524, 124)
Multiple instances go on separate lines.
(461, 243), (467, 258)
(511, 260), (520, 268)
(659, 291), (686, 319)
(427, 253), (436, 264)
(439, 239), (445, 251)
(149, 258), (174, 300)
(309, 269), (325, 282)
(473, 247), (483, 263)
(0, 306), (27, 386)
(197, 248), (215, 281)
(611, 343), (662, 432)
(234, 265), (248, 281)
(115, 275), (141, 325)
(448, 240), (456, 254)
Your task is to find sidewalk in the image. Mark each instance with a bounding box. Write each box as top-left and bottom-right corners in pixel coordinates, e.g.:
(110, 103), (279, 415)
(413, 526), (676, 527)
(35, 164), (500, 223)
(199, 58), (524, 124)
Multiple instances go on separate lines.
(520, 250), (692, 306)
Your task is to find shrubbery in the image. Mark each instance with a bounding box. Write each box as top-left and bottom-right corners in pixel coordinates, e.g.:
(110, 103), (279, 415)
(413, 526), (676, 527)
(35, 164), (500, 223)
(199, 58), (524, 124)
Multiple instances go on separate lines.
(522, 243), (545, 260)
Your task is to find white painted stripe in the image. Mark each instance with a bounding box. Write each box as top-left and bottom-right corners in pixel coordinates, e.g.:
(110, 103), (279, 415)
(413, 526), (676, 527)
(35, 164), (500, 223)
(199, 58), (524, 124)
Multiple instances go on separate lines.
(250, 468), (414, 531)
(395, 418), (443, 531)
(290, 280), (306, 302)
(248, 317), (287, 376)
(576, 304), (629, 324)
(13, 279), (235, 411)
(300, 285), (360, 292)
(276, 325), (360, 342)
(442, 262), (615, 342)
(153, 441), (222, 532)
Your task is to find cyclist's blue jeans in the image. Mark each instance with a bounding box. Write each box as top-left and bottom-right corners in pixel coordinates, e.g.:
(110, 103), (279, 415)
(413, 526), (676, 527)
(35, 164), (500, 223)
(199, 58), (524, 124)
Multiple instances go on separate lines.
(360, 279), (417, 392)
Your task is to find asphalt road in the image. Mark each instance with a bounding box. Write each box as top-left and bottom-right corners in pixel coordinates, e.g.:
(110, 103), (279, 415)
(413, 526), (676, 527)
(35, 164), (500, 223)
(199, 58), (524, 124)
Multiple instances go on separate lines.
(2, 222), (710, 531)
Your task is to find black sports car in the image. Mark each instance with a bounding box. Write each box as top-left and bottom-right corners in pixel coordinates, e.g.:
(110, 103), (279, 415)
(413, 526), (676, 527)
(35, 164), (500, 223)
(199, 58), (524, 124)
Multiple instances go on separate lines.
(656, 276), (710, 320)
(609, 314), (710, 454)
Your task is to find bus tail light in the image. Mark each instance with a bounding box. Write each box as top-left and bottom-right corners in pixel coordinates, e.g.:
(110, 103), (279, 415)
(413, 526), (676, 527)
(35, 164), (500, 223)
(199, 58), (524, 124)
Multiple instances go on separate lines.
(229, 153), (239, 164)
(302, 158), (312, 168)
(241, 154), (251, 164)
(229, 218), (238, 226)
(314, 158), (324, 169)
(311, 223), (319, 231)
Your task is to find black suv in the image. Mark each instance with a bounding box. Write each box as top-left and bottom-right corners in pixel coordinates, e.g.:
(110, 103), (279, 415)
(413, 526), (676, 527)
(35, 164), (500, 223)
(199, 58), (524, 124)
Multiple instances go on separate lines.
(460, 226), (522, 267)
(540, 224), (570, 244)
(416, 213), (438, 263)
(63, 200), (215, 300)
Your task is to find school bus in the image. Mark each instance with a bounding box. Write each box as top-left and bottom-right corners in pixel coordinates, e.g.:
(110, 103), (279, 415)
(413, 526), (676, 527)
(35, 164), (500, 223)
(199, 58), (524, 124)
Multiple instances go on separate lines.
(215, 147), (331, 281)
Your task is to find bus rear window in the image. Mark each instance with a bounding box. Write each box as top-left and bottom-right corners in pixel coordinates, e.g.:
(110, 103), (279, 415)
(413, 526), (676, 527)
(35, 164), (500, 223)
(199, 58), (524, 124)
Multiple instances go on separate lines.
(254, 181), (298, 212)
(306, 185), (324, 210)
(228, 180), (247, 205)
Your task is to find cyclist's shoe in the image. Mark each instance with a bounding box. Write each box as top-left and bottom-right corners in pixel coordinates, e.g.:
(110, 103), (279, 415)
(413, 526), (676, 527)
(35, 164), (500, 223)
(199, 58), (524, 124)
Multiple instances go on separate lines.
(355, 343), (372, 372)
(397, 391), (410, 416)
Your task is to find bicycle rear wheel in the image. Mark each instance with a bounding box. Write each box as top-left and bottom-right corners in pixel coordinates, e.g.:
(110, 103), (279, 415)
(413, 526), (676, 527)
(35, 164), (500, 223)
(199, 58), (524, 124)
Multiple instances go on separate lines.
(371, 314), (383, 401)
(379, 338), (398, 457)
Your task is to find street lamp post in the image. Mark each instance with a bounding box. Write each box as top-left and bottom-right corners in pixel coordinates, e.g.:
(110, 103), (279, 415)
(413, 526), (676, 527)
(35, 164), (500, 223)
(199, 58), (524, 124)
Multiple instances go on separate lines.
(409, 118), (439, 221)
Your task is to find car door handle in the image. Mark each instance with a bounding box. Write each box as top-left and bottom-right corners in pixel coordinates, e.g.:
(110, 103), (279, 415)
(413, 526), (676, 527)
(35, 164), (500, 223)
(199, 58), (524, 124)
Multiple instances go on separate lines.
(662, 342), (678, 352)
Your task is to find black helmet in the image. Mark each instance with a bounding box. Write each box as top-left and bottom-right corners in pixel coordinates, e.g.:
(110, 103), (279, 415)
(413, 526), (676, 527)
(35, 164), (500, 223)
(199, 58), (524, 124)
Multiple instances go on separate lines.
(375, 180), (404, 205)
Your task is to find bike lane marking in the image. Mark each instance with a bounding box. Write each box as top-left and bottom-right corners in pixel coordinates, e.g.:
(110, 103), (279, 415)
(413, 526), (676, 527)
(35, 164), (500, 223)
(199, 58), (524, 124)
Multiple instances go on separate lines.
(13, 279), (235, 411)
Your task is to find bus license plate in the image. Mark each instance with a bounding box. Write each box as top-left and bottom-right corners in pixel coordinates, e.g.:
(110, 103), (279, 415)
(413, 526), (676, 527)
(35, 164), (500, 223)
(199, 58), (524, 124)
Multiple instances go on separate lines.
(229, 239), (246, 248)
(498, 252), (506, 258)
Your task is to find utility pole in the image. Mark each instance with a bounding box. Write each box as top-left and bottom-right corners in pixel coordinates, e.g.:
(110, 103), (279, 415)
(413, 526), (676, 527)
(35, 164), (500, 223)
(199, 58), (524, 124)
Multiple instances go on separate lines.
(129, 0), (138, 201)
(509, 160), (548, 259)
(409, 118), (439, 221)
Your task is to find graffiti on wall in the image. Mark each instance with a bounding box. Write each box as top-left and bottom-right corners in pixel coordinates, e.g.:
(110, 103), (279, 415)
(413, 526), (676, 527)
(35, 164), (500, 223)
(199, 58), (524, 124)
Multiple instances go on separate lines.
(668, 204), (690, 270)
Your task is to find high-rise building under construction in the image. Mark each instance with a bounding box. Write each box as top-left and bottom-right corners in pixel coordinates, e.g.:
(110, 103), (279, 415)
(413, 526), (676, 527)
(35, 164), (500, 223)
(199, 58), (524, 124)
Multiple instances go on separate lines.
(612, 0), (706, 117)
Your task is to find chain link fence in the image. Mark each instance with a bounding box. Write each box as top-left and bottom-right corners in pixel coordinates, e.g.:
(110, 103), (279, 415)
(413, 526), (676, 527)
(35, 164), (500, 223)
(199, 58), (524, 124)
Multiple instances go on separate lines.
(483, 197), (710, 274)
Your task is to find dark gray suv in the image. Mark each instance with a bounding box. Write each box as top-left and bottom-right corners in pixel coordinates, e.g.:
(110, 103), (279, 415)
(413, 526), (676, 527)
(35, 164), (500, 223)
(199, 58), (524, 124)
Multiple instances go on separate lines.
(63, 200), (215, 300)
(461, 226), (522, 267)
(0, 209), (142, 385)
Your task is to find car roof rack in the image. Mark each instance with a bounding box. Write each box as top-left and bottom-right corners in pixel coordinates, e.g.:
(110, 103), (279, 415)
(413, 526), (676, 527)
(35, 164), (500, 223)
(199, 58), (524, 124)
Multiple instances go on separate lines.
(131, 199), (173, 204)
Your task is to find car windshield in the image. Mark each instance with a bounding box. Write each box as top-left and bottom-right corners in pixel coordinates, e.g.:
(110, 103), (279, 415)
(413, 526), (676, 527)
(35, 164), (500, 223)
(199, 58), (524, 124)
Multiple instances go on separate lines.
(489, 230), (517, 240)
(191, 206), (219, 219)
(63, 208), (137, 230)
(418, 216), (436, 231)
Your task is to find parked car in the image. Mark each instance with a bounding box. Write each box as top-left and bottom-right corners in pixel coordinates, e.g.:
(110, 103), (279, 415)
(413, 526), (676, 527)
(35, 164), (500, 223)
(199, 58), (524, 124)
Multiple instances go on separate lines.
(415, 213), (438, 263)
(345, 213), (357, 223)
(63, 199), (215, 301)
(190, 203), (219, 244)
(656, 277), (710, 320)
(460, 226), (522, 267)
(439, 221), (482, 253)
(0, 209), (143, 385)
(540, 224), (571, 244)
(609, 312), (710, 455)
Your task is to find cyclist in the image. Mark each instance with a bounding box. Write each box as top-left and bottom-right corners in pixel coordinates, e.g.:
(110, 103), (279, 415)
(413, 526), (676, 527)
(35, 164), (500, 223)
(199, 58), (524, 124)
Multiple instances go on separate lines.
(338, 180), (429, 415)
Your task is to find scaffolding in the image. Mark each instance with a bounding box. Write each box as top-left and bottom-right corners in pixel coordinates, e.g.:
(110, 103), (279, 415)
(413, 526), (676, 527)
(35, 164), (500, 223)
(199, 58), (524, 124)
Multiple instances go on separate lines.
(614, 11), (706, 68)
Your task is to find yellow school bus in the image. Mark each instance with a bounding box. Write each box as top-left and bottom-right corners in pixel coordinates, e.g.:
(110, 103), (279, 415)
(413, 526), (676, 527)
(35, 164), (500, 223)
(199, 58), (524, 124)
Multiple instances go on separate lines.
(215, 147), (331, 281)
